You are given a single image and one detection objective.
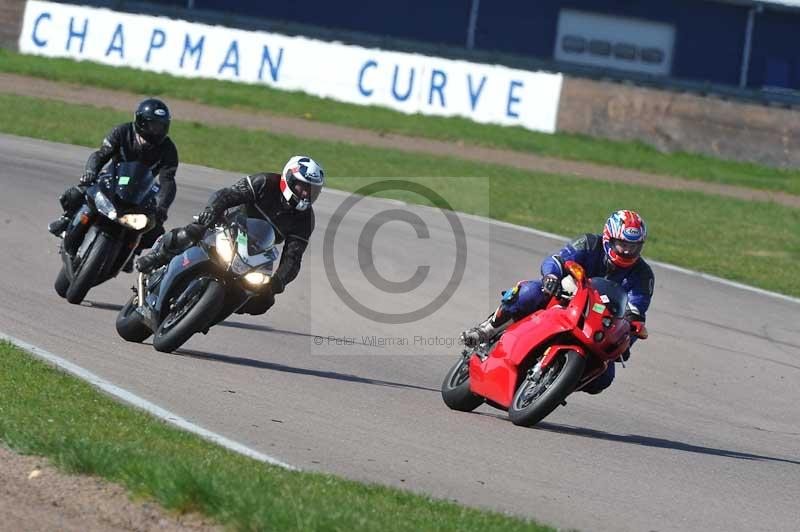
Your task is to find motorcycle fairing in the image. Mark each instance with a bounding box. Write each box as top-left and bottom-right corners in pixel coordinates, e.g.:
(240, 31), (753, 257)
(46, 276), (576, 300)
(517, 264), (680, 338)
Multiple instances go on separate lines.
(63, 205), (92, 256)
(469, 302), (583, 407)
(150, 245), (216, 320)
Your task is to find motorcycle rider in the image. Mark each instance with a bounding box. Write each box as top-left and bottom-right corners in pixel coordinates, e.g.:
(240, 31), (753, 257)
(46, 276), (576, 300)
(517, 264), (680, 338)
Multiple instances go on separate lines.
(135, 155), (324, 315)
(461, 210), (654, 394)
(48, 98), (178, 271)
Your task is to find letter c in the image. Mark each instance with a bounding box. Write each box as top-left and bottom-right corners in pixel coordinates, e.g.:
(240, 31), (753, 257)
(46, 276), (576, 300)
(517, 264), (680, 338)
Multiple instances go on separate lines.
(32, 12), (51, 48)
(358, 60), (377, 97)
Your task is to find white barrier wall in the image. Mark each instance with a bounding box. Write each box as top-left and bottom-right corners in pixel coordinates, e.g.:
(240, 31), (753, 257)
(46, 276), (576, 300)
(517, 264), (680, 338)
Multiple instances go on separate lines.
(18, 1), (563, 133)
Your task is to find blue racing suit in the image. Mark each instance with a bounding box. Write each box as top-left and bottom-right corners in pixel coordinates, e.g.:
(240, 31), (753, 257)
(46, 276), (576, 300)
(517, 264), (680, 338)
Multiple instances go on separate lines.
(500, 234), (655, 394)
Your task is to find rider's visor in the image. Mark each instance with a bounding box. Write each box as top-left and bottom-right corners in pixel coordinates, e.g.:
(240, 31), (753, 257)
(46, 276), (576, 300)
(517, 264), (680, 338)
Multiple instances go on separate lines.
(140, 120), (169, 142)
(290, 179), (322, 204)
(612, 239), (643, 257)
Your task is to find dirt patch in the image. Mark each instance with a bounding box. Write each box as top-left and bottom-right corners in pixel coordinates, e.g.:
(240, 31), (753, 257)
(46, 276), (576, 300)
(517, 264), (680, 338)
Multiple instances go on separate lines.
(0, 72), (797, 209)
(0, 445), (221, 532)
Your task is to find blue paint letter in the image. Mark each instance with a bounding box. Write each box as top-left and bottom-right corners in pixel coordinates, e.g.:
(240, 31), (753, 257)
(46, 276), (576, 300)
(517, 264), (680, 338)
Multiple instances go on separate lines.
(66, 17), (88, 53)
(391, 65), (415, 102)
(105, 23), (125, 59)
(180, 34), (204, 71)
(258, 45), (284, 82)
(146, 28), (166, 63)
(467, 74), (487, 111)
(218, 40), (240, 77)
(32, 12), (50, 48)
(506, 80), (523, 118)
(358, 60), (377, 97)
(428, 69), (447, 107)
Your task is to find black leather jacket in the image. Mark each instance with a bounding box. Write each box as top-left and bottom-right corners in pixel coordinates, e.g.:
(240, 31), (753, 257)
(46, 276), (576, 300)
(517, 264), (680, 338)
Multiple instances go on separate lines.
(205, 172), (315, 288)
(86, 123), (178, 211)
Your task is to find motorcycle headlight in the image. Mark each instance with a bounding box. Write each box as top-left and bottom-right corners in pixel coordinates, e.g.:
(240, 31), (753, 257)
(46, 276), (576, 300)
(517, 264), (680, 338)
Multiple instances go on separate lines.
(118, 214), (149, 230)
(93, 190), (117, 220)
(215, 232), (235, 265)
(244, 272), (271, 285)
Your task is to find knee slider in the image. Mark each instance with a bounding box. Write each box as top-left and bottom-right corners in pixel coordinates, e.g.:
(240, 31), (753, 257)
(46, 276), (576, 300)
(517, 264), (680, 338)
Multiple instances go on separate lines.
(60, 186), (84, 211)
(183, 223), (206, 241)
(161, 229), (183, 253)
(164, 226), (201, 253)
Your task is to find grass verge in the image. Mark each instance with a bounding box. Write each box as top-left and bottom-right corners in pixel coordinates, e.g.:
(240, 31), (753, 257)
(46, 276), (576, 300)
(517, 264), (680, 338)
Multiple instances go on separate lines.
(0, 341), (554, 531)
(1, 48), (798, 195)
(1, 93), (798, 297)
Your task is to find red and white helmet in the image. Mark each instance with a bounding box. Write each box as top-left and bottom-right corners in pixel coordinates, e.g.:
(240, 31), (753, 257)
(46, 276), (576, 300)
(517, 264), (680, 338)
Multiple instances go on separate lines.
(280, 156), (325, 211)
(602, 210), (647, 268)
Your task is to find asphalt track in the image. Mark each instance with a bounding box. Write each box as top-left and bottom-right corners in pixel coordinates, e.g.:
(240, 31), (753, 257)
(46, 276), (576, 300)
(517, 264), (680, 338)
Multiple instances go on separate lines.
(1, 134), (798, 532)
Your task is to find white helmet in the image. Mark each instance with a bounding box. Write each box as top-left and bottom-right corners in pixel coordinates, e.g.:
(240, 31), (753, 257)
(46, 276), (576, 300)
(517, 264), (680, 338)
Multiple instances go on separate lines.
(280, 155), (325, 211)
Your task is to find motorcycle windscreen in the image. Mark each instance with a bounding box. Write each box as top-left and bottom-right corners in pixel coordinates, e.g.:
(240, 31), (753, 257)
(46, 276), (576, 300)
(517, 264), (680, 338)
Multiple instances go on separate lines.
(114, 162), (156, 205)
(244, 218), (276, 255)
(230, 214), (279, 271)
(589, 277), (628, 317)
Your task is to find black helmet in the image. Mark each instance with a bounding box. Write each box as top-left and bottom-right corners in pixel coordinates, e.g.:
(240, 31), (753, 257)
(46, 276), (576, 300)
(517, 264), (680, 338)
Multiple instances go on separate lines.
(134, 98), (171, 144)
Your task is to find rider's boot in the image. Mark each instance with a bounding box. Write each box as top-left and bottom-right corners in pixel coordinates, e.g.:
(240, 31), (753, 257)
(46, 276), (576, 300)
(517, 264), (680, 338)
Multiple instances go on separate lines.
(135, 248), (173, 273)
(50, 187), (86, 236)
(461, 309), (511, 348)
(48, 215), (70, 236)
(135, 226), (201, 273)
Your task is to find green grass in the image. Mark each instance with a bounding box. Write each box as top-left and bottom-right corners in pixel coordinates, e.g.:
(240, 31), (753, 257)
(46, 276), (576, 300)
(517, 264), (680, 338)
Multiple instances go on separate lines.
(0, 341), (554, 531)
(2, 48), (799, 195)
(1, 93), (798, 297)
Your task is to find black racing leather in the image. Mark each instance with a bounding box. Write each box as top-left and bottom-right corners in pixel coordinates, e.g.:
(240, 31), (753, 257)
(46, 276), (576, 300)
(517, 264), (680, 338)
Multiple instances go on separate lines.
(85, 122), (178, 211)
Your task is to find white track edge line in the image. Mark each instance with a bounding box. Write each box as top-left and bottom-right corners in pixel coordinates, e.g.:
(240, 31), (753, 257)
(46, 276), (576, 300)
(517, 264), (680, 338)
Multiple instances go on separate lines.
(0, 332), (296, 470)
(324, 188), (800, 305)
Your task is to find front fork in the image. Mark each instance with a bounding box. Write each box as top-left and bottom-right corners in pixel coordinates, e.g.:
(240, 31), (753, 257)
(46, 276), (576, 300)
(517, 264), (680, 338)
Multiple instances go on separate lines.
(137, 272), (146, 307)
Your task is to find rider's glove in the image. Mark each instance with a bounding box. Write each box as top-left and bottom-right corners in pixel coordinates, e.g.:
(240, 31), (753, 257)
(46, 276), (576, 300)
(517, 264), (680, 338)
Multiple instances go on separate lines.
(79, 170), (97, 186)
(541, 274), (560, 296)
(155, 206), (169, 225)
(197, 206), (219, 227)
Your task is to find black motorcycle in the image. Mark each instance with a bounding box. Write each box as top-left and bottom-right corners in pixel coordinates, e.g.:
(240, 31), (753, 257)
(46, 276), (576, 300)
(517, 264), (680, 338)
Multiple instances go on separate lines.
(115, 209), (279, 353)
(55, 162), (158, 304)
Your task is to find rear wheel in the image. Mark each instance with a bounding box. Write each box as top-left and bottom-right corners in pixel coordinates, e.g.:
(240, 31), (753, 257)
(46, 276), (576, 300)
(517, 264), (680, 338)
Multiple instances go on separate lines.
(116, 295), (152, 343)
(152, 279), (224, 353)
(508, 350), (585, 427)
(441, 355), (484, 412)
(66, 234), (112, 304)
(54, 266), (69, 298)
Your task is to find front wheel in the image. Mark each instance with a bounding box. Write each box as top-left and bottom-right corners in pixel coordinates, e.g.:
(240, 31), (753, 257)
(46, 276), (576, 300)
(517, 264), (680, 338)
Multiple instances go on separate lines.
(152, 278), (224, 353)
(66, 234), (112, 304)
(441, 355), (484, 412)
(508, 350), (585, 427)
(116, 295), (152, 343)
(54, 265), (69, 298)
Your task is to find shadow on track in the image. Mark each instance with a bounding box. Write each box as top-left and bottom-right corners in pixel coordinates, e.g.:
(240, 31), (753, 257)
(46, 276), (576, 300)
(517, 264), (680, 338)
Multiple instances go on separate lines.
(83, 301), (124, 311)
(215, 320), (373, 345)
(175, 347), (438, 393)
(471, 412), (799, 464)
(84, 301), (358, 343)
(536, 421), (800, 466)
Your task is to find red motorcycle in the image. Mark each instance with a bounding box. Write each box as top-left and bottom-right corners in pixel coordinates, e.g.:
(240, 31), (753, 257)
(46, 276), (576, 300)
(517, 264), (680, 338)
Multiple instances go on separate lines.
(442, 261), (648, 426)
